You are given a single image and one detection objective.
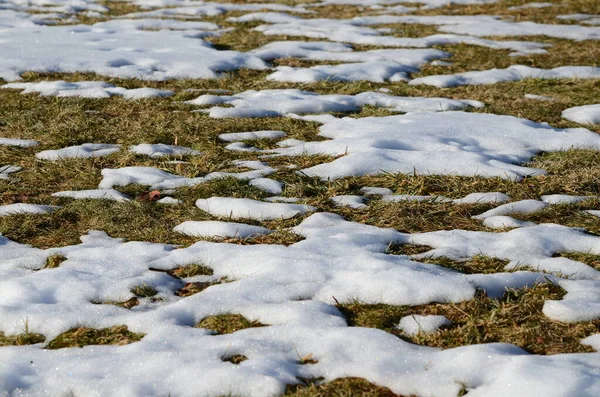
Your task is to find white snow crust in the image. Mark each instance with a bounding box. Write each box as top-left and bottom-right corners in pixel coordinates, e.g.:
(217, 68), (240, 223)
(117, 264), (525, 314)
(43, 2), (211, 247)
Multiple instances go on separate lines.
(249, 178), (284, 195)
(2, 81), (173, 99)
(397, 314), (452, 335)
(0, 137), (38, 147)
(410, 65), (600, 87)
(331, 195), (368, 208)
(36, 143), (121, 160)
(0, 203), (59, 216)
(52, 189), (131, 202)
(188, 89), (483, 118)
(562, 104), (600, 125)
(129, 143), (201, 158)
(218, 130), (287, 142)
(195, 197), (315, 220)
(267, 111), (600, 180)
(0, 165), (22, 180)
(174, 221), (272, 238)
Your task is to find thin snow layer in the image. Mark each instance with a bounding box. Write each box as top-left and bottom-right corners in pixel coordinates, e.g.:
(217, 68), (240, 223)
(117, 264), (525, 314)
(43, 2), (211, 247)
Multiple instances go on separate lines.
(331, 195), (368, 209)
(360, 186), (394, 196)
(36, 143), (121, 160)
(195, 197), (315, 220)
(397, 314), (452, 335)
(557, 14), (600, 26)
(482, 216), (537, 229)
(2, 81), (173, 99)
(3, 214), (600, 394)
(508, 2), (554, 10)
(174, 221), (272, 238)
(51, 189), (131, 202)
(129, 143), (201, 158)
(218, 130), (287, 142)
(187, 89), (483, 118)
(0, 165), (22, 180)
(410, 65), (600, 87)
(243, 13), (548, 55)
(249, 178), (284, 195)
(268, 111), (600, 180)
(251, 41), (448, 66)
(157, 197), (181, 205)
(99, 164), (276, 190)
(267, 62), (417, 83)
(0, 203), (59, 216)
(524, 94), (555, 101)
(316, 0), (498, 7)
(0, 137), (38, 147)
(452, 192), (511, 204)
(0, 18), (267, 81)
(562, 104), (600, 125)
(436, 18), (600, 40)
(541, 194), (598, 204)
(123, 2), (308, 17)
(587, 210), (600, 218)
(473, 200), (549, 219)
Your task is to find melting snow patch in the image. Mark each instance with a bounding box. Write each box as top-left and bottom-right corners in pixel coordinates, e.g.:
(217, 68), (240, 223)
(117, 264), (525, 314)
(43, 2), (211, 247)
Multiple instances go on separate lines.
(129, 144), (201, 158)
(174, 221), (272, 238)
(0, 137), (38, 147)
(524, 94), (555, 101)
(2, 81), (173, 99)
(187, 89), (483, 118)
(331, 195), (368, 208)
(269, 111), (600, 180)
(36, 143), (121, 160)
(541, 194), (598, 204)
(360, 187), (394, 196)
(397, 315), (452, 335)
(156, 197), (181, 205)
(267, 62), (416, 83)
(218, 130), (287, 142)
(0, 165), (22, 180)
(0, 203), (59, 216)
(482, 216), (537, 229)
(562, 104), (600, 125)
(557, 14), (600, 26)
(473, 200), (548, 219)
(51, 189), (131, 202)
(249, 178), (284, 195)
(196, 197), (315, 220)
(452, 192), (511, 204)
(410, 65), (600, 87)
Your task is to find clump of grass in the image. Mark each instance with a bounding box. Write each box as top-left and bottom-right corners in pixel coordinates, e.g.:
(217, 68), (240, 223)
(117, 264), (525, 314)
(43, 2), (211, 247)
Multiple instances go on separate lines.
(338, 284), (599, 355)
(285, 377), (399, 397)
(91, 297), (140, 310)
(0, 331), (46, 346)
(222, 354), (248, 364)
(46, 325), (144, 349)
(196, 314), (265, 334)
(168, 263), (214, 278)
(44, 254), (67, 269)
(130, 284), (158, 297)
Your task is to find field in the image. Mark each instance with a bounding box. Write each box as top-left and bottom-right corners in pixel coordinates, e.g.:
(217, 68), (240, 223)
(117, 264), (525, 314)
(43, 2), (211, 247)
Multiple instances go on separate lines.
(0, 0), (599, 395)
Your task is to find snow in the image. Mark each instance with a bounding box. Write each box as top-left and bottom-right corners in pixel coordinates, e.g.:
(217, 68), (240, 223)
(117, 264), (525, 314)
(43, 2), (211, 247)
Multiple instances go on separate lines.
(36, 143), (121, 160)
(249, 178), (284, 195)
(51, 189), (131, 202)
(268, 111), (600, 180)
(541, 194), (598, 204)
(129, 143), (201, 158)
(267, 62), (416, 83)
(360, 187), (394, 196)
(245, 13), (549, 55)
(410, 65), (600, 87)
(473, 200), (548, 219)
(174, 221), (272, 238)
(482, 216), (537, 229)
(188, 89), (483, 118)
(99, 164), (276, 190)
(524, 94), (555, 101)
(331, 195), (368, 209)
(562, 104), (600, 125)
(156, 197), (181, 205)
(397, 314), (452, 335)
(557, 14), (600, 26)
(0, 18), (268, 81)
(195, 197), (316, 220)
(0, 203), (59, 216)
(2, 81), (173, 99)
(218, 130), (287, 142)
(383, 194), (448, 202)
(452, 192), (511, 204)
(0, 137), (38, 147)
(0, 165), (21, 180)
(508, 2), (554, 10)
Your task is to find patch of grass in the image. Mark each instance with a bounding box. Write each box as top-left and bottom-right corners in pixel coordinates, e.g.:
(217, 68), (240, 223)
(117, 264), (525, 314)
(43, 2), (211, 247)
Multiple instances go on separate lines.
(285, 377), (402, 397)
(222, 354), (248, 364)
(338, 284), (600, 355)
(175, 280), (225, 297)
(46, 325), (144, 349)
(0, 331), (46, 346)
(196, 314), (265, 334)
(44, 253), (67, 269)
(130, 284), (158, 298)
(168, 263), (214, 278)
